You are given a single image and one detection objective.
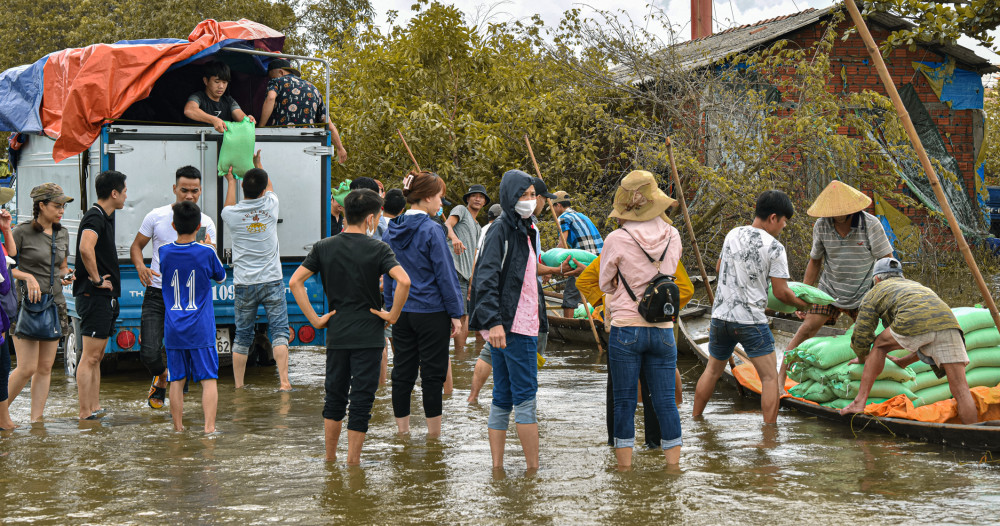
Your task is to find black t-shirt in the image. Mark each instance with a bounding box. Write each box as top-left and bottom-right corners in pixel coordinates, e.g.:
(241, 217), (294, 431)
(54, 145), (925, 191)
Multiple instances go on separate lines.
(331, 214), (344, 236)
(302, 233), (399, 350)
(74, 205), (120, 297)
(187, 91), (240, 122)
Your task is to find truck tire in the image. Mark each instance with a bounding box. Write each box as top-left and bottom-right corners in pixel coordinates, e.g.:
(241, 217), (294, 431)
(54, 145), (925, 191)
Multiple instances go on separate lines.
(63, 318), (82, 377)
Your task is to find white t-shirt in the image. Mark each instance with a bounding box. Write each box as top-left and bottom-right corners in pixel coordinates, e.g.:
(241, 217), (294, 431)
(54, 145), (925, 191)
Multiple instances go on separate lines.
(139, 204), (218, 289)
(477, 221), (493, 253)
(221, 191), (282, 285)
(712, 225), (790, 325)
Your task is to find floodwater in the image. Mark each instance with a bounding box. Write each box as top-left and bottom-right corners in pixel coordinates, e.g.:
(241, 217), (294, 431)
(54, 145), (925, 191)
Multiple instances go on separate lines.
(2, 341), (1000, 524)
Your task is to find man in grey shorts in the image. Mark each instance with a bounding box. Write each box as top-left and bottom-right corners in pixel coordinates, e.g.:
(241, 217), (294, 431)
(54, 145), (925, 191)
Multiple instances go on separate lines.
(840, 257), (976, 423)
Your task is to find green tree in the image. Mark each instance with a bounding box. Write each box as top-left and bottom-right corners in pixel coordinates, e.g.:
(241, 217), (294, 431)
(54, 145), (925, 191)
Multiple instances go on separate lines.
(862, 0), (1000, 52)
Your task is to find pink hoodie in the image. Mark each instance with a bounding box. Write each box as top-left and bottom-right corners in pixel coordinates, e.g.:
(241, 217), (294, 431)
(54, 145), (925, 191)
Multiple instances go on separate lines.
(599, 217), (682, 327)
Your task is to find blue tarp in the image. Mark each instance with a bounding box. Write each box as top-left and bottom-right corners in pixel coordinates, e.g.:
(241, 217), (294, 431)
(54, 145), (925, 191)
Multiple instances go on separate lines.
(0, 59), (48, 134)
(917, 61), (985, 110)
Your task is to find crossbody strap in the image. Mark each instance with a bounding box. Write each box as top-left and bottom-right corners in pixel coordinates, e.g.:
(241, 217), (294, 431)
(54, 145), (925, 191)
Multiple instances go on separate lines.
(48, 230), (56, 293)
(616, 228), (672, 303)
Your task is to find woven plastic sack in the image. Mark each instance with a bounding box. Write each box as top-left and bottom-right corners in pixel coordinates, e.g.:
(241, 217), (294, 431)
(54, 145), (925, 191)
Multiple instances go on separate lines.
(788, 379), (816, 398)
(909, 367), (1000, 406)
(967, 347), (1000, 369)
(952, 307), (996, 333)
(912, 370), (949, 391)
(965, 328), (1000, 350)
(821, 397), (887, 409)
(767, 281), (835, 313)
(830, 379), (919, 400)
(541, 248), (597, 270)
(217, 117), (255, 179)
(573, 303), (594, 319)
(787, 361), (807, 382)
(797, 336), (857, 369)
(826, 360), (916, 384)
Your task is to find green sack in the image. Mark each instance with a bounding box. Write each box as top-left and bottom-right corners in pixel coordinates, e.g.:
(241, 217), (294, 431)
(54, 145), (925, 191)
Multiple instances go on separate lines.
(803, 361), (850, 383)
(911, 367), (1000, 407)
(767, 281), (835, 313)
(826, 360), (916, 384)
(787, 361), (807, 382)
(333, 179), (352, 207)
(912, 370), (949, 391)
(830, 379), (919, 401)
(967, 347), (1000, 369)
(788, 379), (815, 398)
(952, 307), (996, 333)
(802, 381), (837, 403)
(573, 303), (594, 319)
(540, 248), (597, 270)
(217, 117), (256, 179)
(797, 336), (857, 369)
(821, 397), (888, 409)
(965, 327), (1000, 350)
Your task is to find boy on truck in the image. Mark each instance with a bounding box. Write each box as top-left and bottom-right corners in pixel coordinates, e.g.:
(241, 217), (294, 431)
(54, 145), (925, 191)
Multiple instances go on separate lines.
(159, 202), (227, 433)
(183, 61), (255, 133)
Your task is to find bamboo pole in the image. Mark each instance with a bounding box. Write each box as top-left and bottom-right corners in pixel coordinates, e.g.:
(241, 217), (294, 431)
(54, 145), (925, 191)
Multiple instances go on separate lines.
(844, 0), (1000, 330)
(525, 134), (604, 354)
(397, 129), (421, 172)
(666, 138), (745, 393)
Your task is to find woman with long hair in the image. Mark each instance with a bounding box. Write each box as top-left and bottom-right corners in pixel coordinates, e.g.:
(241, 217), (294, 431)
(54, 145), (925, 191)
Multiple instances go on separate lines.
(7, 184), (75, 422)
(382, 171), (463, 437)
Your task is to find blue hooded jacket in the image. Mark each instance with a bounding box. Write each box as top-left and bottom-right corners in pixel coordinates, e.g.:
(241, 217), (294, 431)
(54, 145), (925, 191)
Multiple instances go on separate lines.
(468, 170), (548, 335)
(383, 212), (464, 318)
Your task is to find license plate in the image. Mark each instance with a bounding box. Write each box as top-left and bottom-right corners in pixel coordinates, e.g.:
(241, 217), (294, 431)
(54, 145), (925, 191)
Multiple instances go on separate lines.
(216, 328), (232, 354)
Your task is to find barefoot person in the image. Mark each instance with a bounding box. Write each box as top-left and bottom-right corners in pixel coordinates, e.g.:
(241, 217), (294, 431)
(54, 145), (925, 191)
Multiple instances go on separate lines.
(0, 196), (18, 430)
(839, 257), (977, 423)
(445, 184), (488, 355)
(291, 189), (411, 464)
(600, 170), (684, 468)
(221, 153), (292, 390)
(469, 169), (547, 470)
(130, 167), (217, 409)
(779, 181), (892, 389)
(692, 190), (811, 424)
(159, 202), (227, 433)
(7, 184), (73, 422)
(382, 171), (463, 437)
(74, 171), (127, 420)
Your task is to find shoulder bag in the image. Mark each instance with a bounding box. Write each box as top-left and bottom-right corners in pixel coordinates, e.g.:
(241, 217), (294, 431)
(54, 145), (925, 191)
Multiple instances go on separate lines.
(15, 230), (62, 341)
(616, 229), (681, 323)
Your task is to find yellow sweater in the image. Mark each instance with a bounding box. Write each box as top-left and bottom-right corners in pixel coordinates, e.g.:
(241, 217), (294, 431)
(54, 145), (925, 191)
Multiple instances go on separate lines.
(576, 255), (694, 322)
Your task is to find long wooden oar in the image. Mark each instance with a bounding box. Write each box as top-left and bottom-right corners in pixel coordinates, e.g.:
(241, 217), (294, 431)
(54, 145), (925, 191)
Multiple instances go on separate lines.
(397, 129), (421, 172)
(525, 134), (604, 354)
(666, 137), (746, 396)
(843, 0), (1000, 330)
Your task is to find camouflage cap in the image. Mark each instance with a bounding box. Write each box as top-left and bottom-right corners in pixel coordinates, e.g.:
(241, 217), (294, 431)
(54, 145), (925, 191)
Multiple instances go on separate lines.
(0, 188), (13, 205)
(30, 183), (74, 204)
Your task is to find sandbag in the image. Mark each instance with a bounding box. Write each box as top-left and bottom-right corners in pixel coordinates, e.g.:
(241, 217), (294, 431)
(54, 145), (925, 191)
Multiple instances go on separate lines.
(797, 337), (857, 369)
(952, 307), (996, 333)
(821, 397), (888, 409)
(801, 381), (837, 403)
(540, 248), (597, 270)
(830, 379), (919, 401)
(803, 362), (849, 384)
(965, 327), (1000, 350)
(788, 379), (816, 398)
(827, 360), (916, 384)
(573, 303), (594, 319)
(912, 370), (949, 391)
(967, 347), (1000, 369)
(787, 361), (807, 382)
(217, 117), (256, 178)
(767, 281), (835, 313)
(912, 367), (1000, 407)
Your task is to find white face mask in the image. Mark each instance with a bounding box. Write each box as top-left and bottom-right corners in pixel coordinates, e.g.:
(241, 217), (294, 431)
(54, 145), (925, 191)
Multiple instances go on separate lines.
(514, 200), (535, 219)
(366, 216), (377, 237)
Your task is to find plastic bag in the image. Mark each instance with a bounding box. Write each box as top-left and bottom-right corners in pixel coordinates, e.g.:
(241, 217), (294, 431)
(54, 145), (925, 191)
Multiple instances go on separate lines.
(217, 117), (255, 179)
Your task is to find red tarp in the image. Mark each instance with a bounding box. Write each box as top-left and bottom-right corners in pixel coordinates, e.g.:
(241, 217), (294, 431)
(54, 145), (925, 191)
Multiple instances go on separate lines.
(41, 19), (283, 162)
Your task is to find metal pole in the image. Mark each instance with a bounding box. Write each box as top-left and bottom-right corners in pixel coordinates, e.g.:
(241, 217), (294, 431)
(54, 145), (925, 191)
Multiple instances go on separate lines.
(220, 47), (332, 129)
(843, 0), (1000, 330)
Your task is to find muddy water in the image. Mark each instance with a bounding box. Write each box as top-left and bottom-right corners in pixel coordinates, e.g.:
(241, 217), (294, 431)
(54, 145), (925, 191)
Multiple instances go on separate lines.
(2, 342), (1000, 524)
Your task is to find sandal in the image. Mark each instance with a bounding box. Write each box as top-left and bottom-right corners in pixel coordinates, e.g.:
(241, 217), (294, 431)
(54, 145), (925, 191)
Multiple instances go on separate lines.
(147, 376), (166, 409)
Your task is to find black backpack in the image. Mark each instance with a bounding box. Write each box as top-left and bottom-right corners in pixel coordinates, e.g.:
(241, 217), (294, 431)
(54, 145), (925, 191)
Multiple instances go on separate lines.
(616, 229), (680, 323)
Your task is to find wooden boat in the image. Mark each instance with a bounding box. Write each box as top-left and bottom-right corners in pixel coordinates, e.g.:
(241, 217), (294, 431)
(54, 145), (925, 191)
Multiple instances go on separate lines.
(677, 307), (1000, 452)
(543, 290), (609, 346)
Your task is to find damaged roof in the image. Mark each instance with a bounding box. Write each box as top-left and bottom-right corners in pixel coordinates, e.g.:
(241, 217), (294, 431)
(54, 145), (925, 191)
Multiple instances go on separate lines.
(614, 5), (998, 83)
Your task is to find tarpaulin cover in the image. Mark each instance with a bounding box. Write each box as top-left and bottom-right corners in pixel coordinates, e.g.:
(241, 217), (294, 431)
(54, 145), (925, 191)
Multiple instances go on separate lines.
(911, 60), (985, 111)
(0, 19), (284, 162)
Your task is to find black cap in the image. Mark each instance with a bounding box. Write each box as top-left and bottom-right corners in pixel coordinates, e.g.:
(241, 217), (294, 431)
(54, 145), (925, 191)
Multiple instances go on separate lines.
(532, 177), (556, 199)
(463, 184), (491, 205)
(267, 58), (301, 77)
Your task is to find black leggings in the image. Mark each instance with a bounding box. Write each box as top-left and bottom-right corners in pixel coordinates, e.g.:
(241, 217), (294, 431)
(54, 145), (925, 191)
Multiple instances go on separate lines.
(0, 337), (9, 403)
(391, 311), (451, 419)
(606, 360), (661, 448)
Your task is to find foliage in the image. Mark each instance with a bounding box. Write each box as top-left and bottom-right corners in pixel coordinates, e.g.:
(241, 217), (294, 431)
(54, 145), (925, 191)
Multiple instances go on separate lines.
(984, 88), (1000, 185)
(862, 0), (1000, 53)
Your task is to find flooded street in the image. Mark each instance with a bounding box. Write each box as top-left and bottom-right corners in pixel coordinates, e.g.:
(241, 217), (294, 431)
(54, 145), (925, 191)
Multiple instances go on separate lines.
(3, 341), (1000, 524)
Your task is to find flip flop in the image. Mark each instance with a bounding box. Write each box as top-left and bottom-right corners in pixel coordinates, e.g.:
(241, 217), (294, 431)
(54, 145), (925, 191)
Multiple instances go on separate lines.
(147, 376), (166, 409)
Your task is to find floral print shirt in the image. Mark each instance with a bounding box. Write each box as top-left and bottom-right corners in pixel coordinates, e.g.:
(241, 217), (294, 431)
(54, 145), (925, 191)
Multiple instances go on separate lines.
(265, 75), (327, 126)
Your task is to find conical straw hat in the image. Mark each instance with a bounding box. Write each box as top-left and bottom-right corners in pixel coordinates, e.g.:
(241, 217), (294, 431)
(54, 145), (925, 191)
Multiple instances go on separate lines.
(806, 180), (872, 218)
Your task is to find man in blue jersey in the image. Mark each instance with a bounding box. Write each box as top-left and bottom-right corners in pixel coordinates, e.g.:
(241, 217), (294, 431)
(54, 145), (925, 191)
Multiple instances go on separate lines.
(159, 202), (227, 433)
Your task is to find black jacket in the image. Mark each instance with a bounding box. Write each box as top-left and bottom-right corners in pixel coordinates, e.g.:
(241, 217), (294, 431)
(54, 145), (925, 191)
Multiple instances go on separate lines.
(469, 170), (548, 335)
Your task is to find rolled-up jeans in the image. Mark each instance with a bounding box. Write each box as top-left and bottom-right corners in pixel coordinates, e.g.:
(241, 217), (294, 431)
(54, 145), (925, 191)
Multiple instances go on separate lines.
(139, 287), (167, 377)
(609, 325), (681, 450)
(488, 333), (538, 429)
(233, 280), (290, 355)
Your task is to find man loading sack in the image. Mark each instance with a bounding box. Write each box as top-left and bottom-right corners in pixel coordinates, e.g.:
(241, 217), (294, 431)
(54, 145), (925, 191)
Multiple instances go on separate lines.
(780, 181), (892, 384)
(839, 257), (977, 424)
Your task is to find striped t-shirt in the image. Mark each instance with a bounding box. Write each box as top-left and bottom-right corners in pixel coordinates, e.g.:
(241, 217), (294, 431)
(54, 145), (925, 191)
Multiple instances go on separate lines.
(809, 212), (893, 309)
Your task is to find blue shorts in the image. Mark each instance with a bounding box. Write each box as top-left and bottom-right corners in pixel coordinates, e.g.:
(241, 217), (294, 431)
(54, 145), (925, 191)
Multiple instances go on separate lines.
(708, 319), (775, 361)
(166, 346), (219, 383)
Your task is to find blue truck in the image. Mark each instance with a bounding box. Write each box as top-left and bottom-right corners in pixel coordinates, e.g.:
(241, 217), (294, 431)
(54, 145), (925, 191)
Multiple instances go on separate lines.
(4, 45), (334, 375)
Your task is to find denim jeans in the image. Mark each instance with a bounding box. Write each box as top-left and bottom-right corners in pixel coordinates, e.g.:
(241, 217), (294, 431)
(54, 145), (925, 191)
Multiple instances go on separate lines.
(609, 326), (681, 450)
(708, 319), (775, 360)
(233, 279), (289, 355)
(488, 333), (538, 429)
(139, 287), (166, 377)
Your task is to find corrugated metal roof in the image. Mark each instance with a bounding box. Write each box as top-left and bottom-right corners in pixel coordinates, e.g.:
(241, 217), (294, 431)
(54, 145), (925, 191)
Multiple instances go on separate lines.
(612, 5), (998, 84)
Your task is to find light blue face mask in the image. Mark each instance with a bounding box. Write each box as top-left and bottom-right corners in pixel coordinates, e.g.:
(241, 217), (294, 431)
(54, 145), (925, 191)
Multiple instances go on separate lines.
(436, 206), (444, 217)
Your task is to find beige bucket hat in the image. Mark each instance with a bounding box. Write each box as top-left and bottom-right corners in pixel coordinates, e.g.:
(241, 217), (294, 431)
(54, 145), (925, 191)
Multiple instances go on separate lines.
(609, 170), (677, 223)
(806, 180), (872, 218)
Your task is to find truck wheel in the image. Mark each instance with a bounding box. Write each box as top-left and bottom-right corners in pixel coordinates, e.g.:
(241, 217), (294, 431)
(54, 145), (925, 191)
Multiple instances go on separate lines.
(64, 318), (82, 377)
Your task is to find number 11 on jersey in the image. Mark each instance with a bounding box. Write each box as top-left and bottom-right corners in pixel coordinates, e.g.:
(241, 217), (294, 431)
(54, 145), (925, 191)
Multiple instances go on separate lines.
(171, 269), (198, 311)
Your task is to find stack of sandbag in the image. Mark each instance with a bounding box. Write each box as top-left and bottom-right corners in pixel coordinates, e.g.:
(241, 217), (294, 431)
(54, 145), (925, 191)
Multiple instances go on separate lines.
(896, 307), (1000, 406)
(786, 306), (1000, 409)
